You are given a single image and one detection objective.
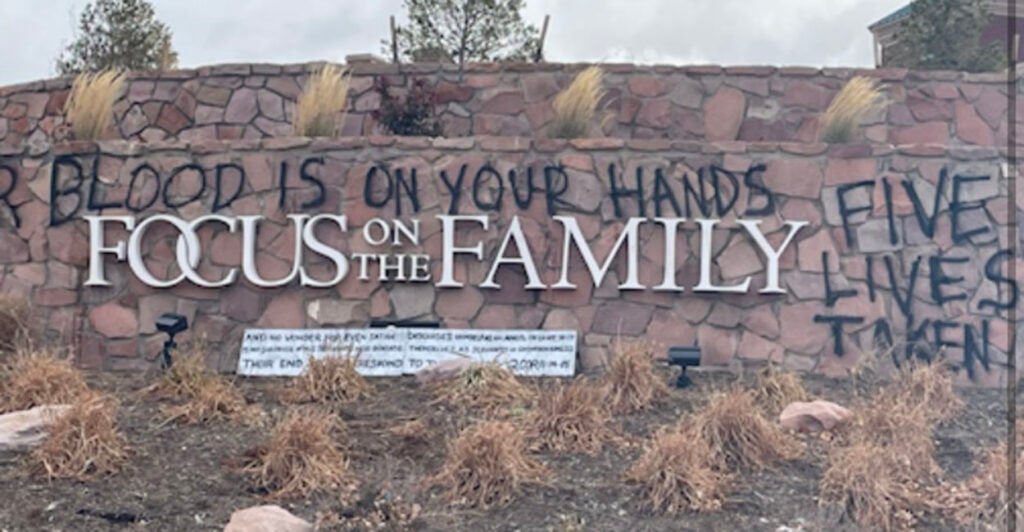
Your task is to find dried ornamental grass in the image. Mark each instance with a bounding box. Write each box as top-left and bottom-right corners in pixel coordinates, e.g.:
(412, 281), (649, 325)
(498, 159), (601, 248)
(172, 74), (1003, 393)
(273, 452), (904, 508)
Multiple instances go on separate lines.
(159, 378), (258, 425)
(0, 294), (30, 354)
(625, 425), (730, 513)
(938, 442), (1024, 526)
(293, 64), (350, 137)
(242, 409), (357, 499)
(602, 341), (672, 414)
(282, 354), (371, 404)
(64, 70), (126, 140)
(147, 345), (257, 425)
(0, 350), (90, 413)
(526, 377), (619, 455)
(750, 366), (808, 418)
(27, 392), (130, 479)
(819, 442), (929, 531)
(838, 399), (941, 482)
(692, 389), (801, 470)
(427, 421), (547, 508)
(548, 66), (605, 139)
(430, 363), (534, 417)
(886, 361), (963, 424)
(818, 76), (886, 143)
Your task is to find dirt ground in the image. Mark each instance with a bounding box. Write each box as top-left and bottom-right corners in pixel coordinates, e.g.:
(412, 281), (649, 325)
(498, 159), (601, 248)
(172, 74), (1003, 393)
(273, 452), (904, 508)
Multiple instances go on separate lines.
(0, 368), (1012, 532)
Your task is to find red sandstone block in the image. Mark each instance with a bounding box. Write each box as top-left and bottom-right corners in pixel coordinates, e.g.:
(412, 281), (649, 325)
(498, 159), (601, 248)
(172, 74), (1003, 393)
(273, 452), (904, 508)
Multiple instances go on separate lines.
(569, 138), (623, 150)
(35, 287), (77, 306)
(779, 67), (820, 77)
(684, 65), (723, 75)
(479, 136), (530, 152)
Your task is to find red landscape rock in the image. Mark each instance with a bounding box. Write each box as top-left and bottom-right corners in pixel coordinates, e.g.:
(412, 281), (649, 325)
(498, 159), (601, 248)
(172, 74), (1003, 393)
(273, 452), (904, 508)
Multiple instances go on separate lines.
(779, 400), (851, 432)
(223, 505), (312, 532)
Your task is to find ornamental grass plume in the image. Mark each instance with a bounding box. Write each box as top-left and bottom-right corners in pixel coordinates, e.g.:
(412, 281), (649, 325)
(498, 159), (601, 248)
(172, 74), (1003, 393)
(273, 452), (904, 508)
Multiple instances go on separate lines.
(242, 408), (357, 499)
(818, 76), (886, 143)
(64, 70), (126, 140)
(526, 377), (620, 455)
(691, 389), (802, 470)
(820, 359), (962, 530)
(820, 441), (930, 531)
(0, 349), (90, 414)
(281, 354), (371, 404)
(601, 340), (671, 414)
(427, 421), (547, 508)
(293, 64), (350, 137)
(548, 66), (605, 139)
(146, 341), (259, 425)
(750, 365), (808, 418)
(430, 362), (534, 418)
(27, 391), (130, 480)
(625, 424), (730, 513)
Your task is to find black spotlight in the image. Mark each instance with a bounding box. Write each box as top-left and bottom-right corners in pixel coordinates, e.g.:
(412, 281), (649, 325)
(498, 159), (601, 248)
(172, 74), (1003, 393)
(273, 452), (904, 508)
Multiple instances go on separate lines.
(667, 346), (701, 388)
(155, 313), (188, 369)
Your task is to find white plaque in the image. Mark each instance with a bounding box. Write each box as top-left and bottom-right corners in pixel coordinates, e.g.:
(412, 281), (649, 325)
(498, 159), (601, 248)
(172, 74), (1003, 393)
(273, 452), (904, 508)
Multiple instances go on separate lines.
(237, 327), (577, 377)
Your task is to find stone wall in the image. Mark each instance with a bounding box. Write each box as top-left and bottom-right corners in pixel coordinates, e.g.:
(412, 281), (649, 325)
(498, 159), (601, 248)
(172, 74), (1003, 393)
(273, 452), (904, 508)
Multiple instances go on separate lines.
(0, 137), (1018, 386)
(0, 62), (1017, 150)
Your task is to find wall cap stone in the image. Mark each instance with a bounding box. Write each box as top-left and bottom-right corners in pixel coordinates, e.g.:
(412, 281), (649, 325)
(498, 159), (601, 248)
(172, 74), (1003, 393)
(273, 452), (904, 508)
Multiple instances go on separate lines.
(20, 137), (1012, 158)
(2, 61), (1020, 96)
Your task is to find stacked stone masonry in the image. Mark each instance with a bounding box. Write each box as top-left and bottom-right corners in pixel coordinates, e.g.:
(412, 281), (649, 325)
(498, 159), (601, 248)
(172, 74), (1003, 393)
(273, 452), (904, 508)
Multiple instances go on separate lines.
(0, 137), (1019, 388)
(0, 62), (1019, 148)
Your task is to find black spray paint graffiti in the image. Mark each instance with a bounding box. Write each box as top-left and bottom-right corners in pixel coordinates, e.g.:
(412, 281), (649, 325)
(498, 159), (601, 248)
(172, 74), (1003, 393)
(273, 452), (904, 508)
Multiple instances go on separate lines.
(36, 154), (778, 226)
(46, 154), (248, 226)
(821, 168), (1018, 380)
(0, 163), (21, 228)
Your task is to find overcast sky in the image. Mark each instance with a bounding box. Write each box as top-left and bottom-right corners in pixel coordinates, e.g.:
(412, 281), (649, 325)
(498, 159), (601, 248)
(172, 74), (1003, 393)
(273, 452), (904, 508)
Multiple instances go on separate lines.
(0, 0), (907, 86)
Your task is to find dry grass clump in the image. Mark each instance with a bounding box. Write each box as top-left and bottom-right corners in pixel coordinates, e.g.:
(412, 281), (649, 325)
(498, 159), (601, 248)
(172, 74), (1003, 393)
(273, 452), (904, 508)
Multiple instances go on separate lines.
(819, 76), (887, 143)
(885, 361), (963, 424)
(0, 350), (90, 413)
(750, 365), (808, 418)
(819, 442), (929, 531)
(427, 421), (547, 508)
(602, 341), (671, 414)
(0, 294), (30, 354)
(281, 354), (371, 404)
(430, 363), (534, 418)
(548, 66), (605, 139)
(242, 409), (357, 499)
(293, 64), (350, 137)
(147, 345), (257, 425)
(526, 377), (619, 455)
(820, 360), (961, 529)
(691, 389), (802, 470)
(27, 392), (129, 479)
(64, 70), (126, 140)
(838, 399), (941, 481)
(625, 425), (730, 513)
(936, 442), (1024, 526)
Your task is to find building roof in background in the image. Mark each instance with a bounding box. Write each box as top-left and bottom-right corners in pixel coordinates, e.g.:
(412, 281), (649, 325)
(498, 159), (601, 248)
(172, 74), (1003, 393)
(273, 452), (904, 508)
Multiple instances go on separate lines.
(869, 4), (912, 31)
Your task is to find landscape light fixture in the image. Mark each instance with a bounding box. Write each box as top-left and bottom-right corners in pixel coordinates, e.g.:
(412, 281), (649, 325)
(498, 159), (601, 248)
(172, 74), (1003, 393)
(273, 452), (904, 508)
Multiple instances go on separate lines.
(667, 346), (701, 388)
(155, 313), (188, 370)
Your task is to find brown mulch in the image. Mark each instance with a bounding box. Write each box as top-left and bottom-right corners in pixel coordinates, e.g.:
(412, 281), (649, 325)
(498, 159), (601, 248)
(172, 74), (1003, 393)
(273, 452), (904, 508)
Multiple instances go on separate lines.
(0, 369), (1010, 531)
